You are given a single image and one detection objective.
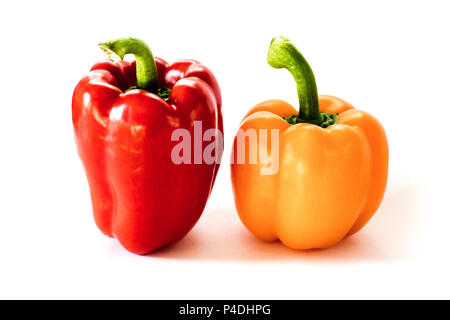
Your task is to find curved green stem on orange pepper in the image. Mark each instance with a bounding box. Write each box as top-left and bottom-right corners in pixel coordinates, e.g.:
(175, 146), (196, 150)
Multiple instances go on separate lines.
(267, 36), (337, 128)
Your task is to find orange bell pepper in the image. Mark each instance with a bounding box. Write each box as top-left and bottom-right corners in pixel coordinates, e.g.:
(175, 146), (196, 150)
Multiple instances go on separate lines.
(230, 37), (388, 249)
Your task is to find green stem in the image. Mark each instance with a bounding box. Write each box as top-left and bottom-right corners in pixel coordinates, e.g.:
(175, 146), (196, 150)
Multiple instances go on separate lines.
(267, 36), (324, 126)
(99, 37), (158, 92)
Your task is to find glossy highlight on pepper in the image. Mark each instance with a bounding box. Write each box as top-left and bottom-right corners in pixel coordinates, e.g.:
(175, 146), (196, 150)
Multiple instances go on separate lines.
(72, 37), (223, 254)
(230, 36), (388, 250)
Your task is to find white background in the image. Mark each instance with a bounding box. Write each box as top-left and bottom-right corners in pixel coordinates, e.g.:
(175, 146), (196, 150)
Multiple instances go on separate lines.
(0, 0), (449, 299)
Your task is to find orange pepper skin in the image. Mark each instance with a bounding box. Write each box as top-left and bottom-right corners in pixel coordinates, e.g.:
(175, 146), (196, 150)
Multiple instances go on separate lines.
(231, 96), (388, 249)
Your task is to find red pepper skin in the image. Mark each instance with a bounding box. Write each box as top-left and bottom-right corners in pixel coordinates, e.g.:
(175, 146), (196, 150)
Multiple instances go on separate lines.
(72, 58), (222, 254)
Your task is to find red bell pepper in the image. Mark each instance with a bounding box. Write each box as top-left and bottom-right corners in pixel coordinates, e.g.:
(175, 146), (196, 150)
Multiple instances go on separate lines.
(72, 38), (223, 254)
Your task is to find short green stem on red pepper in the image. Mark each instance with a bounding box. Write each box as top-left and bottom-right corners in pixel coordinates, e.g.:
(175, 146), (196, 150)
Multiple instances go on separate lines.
(267, 36), (337, 128)
(99, 37), (158, 93)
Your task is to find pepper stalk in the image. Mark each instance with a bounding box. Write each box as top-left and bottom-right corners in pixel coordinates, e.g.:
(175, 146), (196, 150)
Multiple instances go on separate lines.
(267, 36), (337, 128)
(99, 37), (158, 93)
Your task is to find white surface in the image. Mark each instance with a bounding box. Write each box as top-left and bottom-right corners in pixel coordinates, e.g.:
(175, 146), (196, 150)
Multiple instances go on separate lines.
(0, 0), (449, 299)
